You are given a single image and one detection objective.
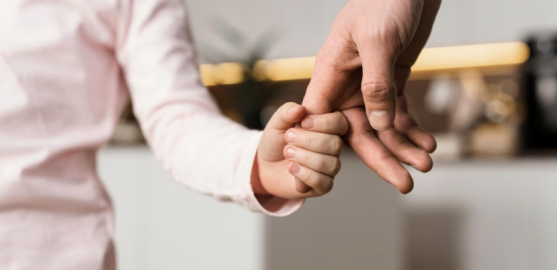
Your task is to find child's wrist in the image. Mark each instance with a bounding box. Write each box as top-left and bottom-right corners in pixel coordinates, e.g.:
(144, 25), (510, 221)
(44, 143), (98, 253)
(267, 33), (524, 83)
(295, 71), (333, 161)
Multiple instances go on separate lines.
(250, 152), (270, 195)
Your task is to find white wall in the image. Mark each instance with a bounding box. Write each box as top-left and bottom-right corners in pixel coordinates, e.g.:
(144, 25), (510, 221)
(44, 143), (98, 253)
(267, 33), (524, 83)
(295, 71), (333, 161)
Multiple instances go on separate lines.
(430, 0), (557, 47)
(404, 159), (557, 270)
(185, 0), (347, 61)
(98, 147), (266, 270)
(185, 0), (557, 62)
(98, 148), (402, 270)
(263, 153), (402, 270)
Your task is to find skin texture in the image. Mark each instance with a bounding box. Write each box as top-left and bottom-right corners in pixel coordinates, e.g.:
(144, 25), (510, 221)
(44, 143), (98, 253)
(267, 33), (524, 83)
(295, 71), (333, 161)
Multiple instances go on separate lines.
(300, 0), (443, 194)
(252, 102), (349, 199)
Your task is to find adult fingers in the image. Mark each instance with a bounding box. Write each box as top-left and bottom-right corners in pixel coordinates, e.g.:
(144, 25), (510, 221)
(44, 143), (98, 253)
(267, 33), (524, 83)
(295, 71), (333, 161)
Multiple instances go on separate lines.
(396, 0), (443, 68)
(357, 36), (398, 131)
(342, 107), (414, 194)
(397, 116), (437, 153)
(376, 128), (433, 172)
(394, 95), (437, 153)
(302, 35), (359, 115)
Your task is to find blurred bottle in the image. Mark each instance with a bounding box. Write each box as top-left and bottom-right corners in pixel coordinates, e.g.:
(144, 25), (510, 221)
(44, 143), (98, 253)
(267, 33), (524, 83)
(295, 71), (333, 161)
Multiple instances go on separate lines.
(523, 33), (557, 152)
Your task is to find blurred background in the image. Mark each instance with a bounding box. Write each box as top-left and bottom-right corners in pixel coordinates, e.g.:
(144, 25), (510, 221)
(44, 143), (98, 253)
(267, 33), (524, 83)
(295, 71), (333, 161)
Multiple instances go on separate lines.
(102, 0), (557, 269)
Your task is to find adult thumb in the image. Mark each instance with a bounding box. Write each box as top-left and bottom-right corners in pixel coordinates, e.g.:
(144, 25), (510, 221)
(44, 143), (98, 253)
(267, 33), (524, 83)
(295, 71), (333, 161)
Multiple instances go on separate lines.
(359, 44), (398, 131)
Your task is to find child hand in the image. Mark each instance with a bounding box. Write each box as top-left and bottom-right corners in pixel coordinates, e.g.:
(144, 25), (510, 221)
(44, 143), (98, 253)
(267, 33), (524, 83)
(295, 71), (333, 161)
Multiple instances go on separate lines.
(252, 102), (348, 199)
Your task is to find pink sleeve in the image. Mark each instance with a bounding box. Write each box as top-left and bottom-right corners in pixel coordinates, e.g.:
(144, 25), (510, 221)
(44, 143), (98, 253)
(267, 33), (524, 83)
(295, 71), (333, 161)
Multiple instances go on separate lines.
(115, 0), (304, 216)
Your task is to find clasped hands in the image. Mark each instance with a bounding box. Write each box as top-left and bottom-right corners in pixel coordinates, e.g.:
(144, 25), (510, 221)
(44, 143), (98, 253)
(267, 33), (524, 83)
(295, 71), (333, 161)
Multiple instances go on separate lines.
(252, 0), (442, 200)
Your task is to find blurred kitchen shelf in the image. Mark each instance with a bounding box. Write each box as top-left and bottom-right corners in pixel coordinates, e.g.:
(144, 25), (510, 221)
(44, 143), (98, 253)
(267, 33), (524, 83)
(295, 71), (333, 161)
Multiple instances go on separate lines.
(199, 42), (529, 86)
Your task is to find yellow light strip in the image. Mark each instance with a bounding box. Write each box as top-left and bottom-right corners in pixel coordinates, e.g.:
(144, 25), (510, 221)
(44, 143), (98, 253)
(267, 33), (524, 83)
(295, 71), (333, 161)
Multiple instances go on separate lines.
(199, 42), (530, 86)
(412, 42), (530, 71)
(199, 62), (245, 86)
(264, 57), (316, 81)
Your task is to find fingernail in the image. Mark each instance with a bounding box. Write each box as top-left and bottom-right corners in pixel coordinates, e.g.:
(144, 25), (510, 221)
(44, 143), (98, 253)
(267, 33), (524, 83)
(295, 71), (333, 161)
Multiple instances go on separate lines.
(289, 163), (300, 174)
(369, 110), (391, 131)
(286, 131), (297, 143)
(285, 147), (296, 158)
(301, 117), (314, 129)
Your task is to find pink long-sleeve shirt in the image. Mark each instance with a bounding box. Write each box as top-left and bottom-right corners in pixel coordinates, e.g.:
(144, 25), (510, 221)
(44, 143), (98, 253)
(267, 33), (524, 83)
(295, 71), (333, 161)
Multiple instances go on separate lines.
(0, 0), (303, 269)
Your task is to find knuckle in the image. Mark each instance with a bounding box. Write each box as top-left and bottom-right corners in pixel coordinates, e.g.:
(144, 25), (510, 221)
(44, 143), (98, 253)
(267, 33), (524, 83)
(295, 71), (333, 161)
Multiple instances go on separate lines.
(361, 79), (391, 101)
(329, 113), (349, 136)
(321, 117), (332, 132)
(331, 136), (344, 155)
(316, 158), (328, 172)
(301, 169), (314, 186)
(279, 102), (294, 114)
(320, 176), (334, 194)
(359, 22), (405, 52)
(339, 115), (349, 135)
(305, 170), (333, 195)
(296, 131), (307, 146)
(323, 158), (335, 174)
(330, 158), (341, 175)
(308, 171), (333, 191)
(310, 173), (325, 194)
(303, 152), (312, 165)
(295, 166), (310, 183)
(306, 133), (318, 149)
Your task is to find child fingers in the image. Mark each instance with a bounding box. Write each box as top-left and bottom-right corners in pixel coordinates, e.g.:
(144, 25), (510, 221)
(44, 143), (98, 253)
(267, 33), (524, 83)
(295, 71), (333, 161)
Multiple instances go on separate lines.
(284, 146), (341, 177)
(288, 162), (334, 196)
(260, 102), (307, 162)
(301, 111), (348, 136)
(266, 102), (307, 132)
(285, 128), (344, 156)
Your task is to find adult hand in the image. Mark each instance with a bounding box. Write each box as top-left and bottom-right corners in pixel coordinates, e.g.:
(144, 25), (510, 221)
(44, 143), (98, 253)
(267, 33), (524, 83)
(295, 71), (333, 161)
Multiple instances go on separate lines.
(301, 0), (442, 193)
